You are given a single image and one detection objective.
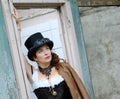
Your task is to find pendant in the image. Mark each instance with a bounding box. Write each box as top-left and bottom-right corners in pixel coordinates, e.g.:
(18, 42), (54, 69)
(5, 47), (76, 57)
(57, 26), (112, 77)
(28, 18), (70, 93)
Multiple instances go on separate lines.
(51, 90), (57, 96)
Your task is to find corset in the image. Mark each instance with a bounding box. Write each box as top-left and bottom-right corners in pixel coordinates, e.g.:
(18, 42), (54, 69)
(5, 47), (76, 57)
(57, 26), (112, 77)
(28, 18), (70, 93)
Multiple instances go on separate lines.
(33, 81), (72, 99)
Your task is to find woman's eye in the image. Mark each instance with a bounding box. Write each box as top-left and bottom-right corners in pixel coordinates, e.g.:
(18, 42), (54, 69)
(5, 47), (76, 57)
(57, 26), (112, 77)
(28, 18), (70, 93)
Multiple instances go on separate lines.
(46, 47), (50, 49)
(37, 49), (43, 53)
(36, 46), (50, 53)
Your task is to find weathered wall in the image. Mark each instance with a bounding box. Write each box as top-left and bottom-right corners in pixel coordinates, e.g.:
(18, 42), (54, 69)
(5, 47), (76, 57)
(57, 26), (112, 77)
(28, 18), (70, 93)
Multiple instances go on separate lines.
(80, 7), (120, 99)
(0, 4), (19, 99)
(77, 0), (120, 6)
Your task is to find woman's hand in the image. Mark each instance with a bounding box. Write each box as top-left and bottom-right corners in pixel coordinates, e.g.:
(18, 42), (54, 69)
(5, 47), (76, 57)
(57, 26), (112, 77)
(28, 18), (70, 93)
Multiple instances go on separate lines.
(12, 7), (21, 31)
(12, 7), (33, 83)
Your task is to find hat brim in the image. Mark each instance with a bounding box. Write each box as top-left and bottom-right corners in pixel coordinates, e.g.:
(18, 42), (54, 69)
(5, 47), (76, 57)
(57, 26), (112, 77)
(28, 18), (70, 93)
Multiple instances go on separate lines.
(27, 39), (53, 61)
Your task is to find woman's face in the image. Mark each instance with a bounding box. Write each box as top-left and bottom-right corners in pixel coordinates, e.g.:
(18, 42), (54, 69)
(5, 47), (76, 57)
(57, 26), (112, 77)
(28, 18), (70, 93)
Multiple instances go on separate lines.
(34, 45), (52, 66)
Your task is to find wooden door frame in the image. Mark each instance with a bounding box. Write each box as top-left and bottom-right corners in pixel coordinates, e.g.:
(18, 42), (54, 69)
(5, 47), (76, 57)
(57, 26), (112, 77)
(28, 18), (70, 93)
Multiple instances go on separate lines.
(1, 0), (92, 98)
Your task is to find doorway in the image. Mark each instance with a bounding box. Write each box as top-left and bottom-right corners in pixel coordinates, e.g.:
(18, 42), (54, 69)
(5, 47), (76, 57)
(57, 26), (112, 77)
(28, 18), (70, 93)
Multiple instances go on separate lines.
(1, 0), (90, 98)
(19, 8), (65, 99)
(19, 8), (65, 67)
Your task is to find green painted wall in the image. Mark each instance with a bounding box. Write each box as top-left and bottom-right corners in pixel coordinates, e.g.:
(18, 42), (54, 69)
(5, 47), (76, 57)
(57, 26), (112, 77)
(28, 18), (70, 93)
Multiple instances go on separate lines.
(68, 0), (95, 98)
(0, 4), (19, 99)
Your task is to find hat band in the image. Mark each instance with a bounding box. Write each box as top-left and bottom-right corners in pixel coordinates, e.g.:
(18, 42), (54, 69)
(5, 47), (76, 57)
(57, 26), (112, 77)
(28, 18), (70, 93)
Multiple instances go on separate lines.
(29, 38), (51, 51)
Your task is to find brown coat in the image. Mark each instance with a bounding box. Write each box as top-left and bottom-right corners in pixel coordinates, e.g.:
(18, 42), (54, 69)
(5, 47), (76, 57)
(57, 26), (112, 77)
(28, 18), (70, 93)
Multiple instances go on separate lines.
(57, 61), (90, 99)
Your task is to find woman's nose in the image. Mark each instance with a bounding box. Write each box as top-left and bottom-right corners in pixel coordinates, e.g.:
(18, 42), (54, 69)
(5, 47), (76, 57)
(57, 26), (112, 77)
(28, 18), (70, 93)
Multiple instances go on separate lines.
(44, 49), (49, 54)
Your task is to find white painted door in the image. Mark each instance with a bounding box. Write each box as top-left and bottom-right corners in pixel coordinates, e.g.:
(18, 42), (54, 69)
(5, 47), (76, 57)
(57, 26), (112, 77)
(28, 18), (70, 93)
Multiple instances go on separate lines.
(20, 9), (64, 99)
(20, 9), (64, 67)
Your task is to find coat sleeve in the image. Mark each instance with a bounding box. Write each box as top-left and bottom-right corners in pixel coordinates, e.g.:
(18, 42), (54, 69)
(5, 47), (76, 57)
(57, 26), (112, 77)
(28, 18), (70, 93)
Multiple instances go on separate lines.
(63, 62), (90, 99)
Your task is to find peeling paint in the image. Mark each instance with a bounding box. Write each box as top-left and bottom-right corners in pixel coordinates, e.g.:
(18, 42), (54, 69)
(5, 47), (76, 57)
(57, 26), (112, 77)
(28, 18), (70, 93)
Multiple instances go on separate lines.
(0, 5), (19, 99)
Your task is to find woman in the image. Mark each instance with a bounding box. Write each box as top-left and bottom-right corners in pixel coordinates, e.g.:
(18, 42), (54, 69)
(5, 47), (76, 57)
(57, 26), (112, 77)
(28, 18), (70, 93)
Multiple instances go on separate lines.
(13, 8), (90, 99)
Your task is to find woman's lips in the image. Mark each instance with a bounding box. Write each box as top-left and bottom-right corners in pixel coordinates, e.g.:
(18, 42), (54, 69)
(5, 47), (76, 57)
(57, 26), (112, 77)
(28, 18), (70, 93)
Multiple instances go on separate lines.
(45, 56), (50, 59)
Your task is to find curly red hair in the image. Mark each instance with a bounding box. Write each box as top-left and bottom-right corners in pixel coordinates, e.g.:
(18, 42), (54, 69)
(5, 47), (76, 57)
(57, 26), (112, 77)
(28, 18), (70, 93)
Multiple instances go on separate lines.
(51, 52), (60, 66)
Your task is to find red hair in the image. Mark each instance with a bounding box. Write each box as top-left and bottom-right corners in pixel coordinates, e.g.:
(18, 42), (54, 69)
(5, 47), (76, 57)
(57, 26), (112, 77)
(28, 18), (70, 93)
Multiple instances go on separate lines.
(51, 52), (60, 66)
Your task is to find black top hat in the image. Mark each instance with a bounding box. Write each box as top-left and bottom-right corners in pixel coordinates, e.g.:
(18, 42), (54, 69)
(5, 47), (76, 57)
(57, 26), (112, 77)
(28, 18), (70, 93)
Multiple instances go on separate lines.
(24, 32), (54, 61)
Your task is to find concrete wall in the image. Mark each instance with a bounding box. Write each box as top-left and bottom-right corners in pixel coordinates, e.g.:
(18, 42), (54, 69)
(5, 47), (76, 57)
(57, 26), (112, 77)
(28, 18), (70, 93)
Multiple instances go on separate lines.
(80, 7), (120, 99)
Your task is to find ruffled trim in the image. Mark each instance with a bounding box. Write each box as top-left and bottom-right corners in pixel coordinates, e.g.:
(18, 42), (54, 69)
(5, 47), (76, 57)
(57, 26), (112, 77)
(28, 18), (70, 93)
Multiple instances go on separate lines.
(32, 70), (64, 90)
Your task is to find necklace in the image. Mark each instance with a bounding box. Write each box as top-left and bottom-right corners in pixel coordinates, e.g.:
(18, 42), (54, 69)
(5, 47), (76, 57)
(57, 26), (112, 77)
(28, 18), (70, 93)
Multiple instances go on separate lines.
(38, 64), (53, 76)
(38, 64), (57, 96)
